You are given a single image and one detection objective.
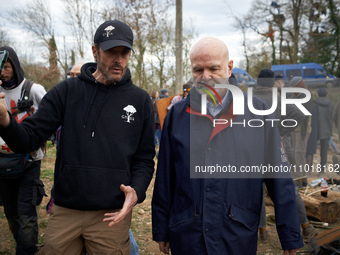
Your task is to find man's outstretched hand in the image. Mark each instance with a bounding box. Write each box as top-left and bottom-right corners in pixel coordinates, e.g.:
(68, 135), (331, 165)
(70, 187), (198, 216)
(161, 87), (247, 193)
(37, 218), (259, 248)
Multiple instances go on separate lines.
(103, 184), (138, 227)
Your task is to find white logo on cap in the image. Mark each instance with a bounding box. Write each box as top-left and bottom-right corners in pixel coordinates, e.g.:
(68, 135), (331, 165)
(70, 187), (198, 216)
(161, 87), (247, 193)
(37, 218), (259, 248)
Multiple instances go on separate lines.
(103, 25), (115, 37)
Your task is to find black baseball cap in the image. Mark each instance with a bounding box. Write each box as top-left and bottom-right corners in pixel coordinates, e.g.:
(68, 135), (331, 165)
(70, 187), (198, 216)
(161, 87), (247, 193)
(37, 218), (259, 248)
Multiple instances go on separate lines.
(94, 20), (134, 52)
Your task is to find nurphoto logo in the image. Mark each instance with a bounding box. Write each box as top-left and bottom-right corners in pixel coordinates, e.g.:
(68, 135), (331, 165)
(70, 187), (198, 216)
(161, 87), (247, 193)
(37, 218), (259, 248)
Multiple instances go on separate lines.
(197, 82), (311, 128)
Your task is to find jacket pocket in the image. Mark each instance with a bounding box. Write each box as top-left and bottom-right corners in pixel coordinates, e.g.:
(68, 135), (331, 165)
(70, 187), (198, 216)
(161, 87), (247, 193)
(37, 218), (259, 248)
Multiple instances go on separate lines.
(169, 202), (197, 228)
(228, 203), (259, 231)
(32, 179), (47, 206)
(54, 165), (129, 210)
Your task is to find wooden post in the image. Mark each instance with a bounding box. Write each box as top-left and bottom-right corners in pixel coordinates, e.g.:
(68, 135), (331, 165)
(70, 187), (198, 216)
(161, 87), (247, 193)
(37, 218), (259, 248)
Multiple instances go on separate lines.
(175, 0), (183, 95)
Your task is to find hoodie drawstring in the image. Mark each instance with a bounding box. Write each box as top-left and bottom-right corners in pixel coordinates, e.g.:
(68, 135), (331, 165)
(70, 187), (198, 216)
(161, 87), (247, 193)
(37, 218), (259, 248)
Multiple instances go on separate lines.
(83, 81), (115, 138)
(90, 84), (114, 137)
(83, 81), (99, 129)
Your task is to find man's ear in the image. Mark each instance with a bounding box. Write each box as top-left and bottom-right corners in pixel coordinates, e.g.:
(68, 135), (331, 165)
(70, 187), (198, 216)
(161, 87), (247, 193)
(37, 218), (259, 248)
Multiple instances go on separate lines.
(227, 60), (234, 77)
(92, 45), (98, 60)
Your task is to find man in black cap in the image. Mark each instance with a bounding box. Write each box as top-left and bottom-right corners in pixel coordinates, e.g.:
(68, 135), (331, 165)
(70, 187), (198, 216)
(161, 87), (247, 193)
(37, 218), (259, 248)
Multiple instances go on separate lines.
(0, 20), (155, 255)
(0, 46), (47, 255)
(307, 88), (334, 173)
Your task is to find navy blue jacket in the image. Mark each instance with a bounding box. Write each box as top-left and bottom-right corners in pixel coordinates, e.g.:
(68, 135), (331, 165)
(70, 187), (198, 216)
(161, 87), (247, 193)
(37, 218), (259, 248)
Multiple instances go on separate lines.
(152, 87), (303, 255)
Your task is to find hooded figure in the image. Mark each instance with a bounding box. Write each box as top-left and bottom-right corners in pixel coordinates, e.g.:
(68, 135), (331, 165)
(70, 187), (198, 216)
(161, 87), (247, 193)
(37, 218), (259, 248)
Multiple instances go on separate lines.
(159, 88), (169, 98)
(0, 46), (47, 255)
(0, 46), (25, 89)
(307, 88), (334, 172)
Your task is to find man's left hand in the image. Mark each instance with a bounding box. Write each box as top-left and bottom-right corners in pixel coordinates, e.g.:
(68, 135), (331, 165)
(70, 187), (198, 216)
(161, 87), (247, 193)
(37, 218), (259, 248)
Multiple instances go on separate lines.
(103, 184), (138, 227)
(284, 249), (298, 255)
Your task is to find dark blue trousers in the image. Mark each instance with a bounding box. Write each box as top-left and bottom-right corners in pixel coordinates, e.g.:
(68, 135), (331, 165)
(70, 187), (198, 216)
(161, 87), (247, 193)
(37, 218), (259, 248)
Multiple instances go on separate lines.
(319, 138), (329, 171)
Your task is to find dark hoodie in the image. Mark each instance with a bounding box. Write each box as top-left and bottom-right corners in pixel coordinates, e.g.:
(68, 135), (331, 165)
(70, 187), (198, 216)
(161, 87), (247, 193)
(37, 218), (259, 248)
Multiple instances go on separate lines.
(0, 46), (24, 89)
(0, 62), (155, 210)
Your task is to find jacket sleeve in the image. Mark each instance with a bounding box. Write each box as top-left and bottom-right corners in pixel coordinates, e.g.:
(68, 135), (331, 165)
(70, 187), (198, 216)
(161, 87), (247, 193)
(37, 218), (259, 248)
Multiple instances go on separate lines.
(31, 82), (47, 109)
(129, 97), (155, 204)
(263, 114), (304, 251)
(152, 109), (174, 242)
(0, 84), (65, 154)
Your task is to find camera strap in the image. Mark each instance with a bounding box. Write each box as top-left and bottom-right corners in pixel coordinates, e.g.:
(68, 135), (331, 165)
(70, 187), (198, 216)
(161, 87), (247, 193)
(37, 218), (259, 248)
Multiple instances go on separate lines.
(12, 79), (34, 117)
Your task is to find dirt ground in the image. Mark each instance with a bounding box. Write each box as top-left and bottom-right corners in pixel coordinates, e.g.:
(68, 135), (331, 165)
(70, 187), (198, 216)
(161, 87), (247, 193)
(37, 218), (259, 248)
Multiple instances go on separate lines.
(1, 136), (340, 254)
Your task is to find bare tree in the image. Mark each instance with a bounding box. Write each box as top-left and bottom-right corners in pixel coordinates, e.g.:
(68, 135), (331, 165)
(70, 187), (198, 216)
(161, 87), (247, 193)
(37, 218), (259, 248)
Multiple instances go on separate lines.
(8, 0), (64, 80)
(243, 0), (311, 64)
(149, 20), (174, 90)
(300, 0), (340, 75)
(284, 0), (307, 63)
(234, 16), (251, 72)
(243, 0), (278, 65)
(62, 0), (104, 59)
(182, 18), (199, 83)
(327, 0), (340, 75)
(9, 0), (54, 47)
(102, 0), (175, 91)
(0, 25), (11, 47)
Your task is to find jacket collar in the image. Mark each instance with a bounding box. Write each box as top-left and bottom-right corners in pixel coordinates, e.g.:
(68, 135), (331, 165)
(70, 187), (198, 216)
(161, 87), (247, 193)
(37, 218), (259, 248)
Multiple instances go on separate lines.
(185, 86), (233, 116)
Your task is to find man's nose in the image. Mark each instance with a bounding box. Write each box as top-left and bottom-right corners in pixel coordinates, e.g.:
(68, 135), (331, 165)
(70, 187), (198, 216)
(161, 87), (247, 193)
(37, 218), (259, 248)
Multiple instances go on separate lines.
(202, 70), (212, 79)
(114, 53), (124, 63)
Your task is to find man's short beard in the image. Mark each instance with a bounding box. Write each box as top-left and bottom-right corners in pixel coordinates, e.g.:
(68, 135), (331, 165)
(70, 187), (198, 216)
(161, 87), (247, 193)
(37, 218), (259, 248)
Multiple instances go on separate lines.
(98, 64), (127, 83)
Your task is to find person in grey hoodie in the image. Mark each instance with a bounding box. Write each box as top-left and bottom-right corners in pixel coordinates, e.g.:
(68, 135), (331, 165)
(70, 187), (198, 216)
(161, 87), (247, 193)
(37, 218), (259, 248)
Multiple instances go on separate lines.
(307, 88), (334, 173)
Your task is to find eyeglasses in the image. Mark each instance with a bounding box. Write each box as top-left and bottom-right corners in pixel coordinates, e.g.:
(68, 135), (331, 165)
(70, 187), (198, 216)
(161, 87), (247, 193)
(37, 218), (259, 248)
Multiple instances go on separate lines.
(183, 88), (191, 92)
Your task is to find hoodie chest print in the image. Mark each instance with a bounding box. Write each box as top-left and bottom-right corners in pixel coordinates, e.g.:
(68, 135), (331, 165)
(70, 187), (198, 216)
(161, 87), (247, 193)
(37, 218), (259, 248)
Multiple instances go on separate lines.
(121, 105), (137, 123)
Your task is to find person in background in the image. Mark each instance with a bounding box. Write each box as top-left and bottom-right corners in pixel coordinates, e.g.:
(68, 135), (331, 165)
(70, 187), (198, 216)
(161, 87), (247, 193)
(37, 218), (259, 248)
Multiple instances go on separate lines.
(307, 88), (334, 173)
(167, 81), (193, 110)
(253, 69), (314, 243)
(151, 90), (160, 145)
(70, 62), (84, 78)
(0, 20), (154, 255)
(333, 95), (340, 149)
(274, 74), (284, 94)
(159, 88), (168, 99)
(254, 69), (305, 137)
(152, 37), (303, 255)
(286, 77), (313, 187)
(65, 65), (73, 80)
(0, 46), (47, 255)
(154, 88), (168, 146)
(329, 137), (338, 153)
